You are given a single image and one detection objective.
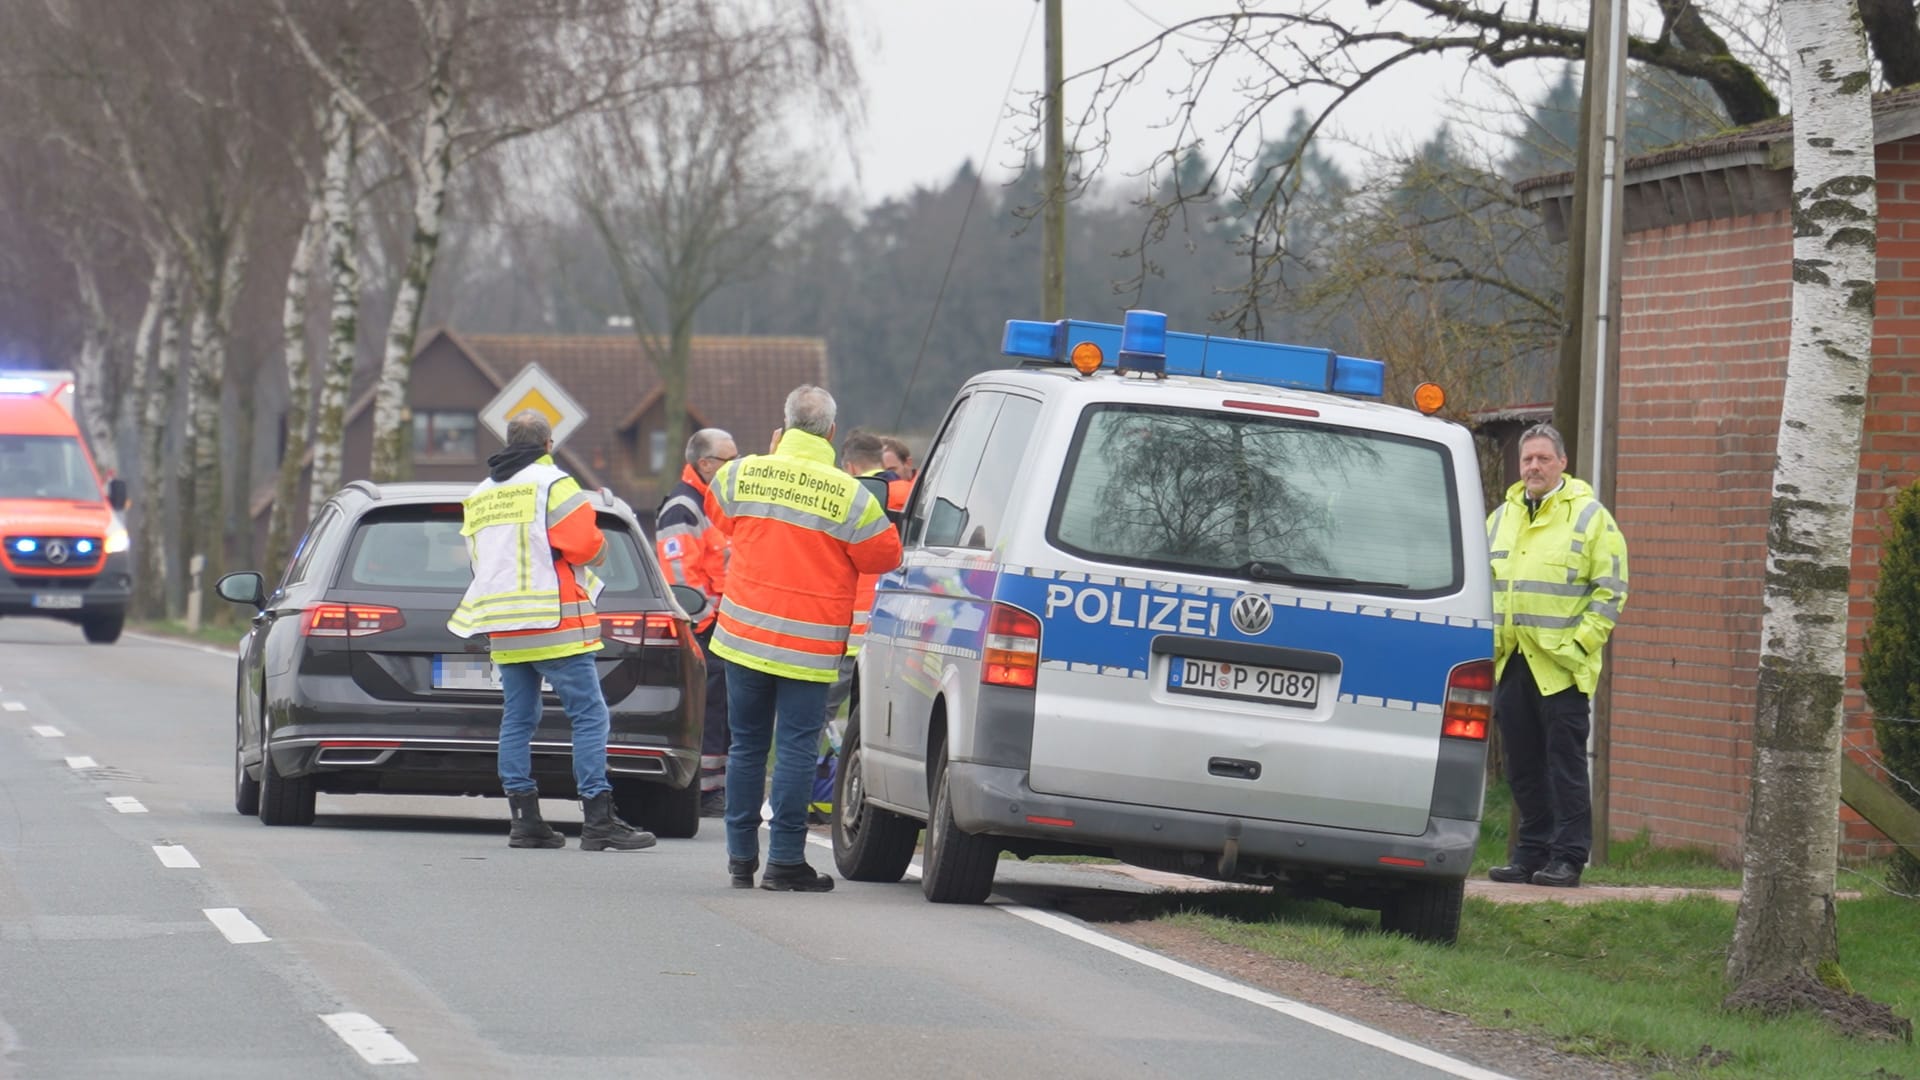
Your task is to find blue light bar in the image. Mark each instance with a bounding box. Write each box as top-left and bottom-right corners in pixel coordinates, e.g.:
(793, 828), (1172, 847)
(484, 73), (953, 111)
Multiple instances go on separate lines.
(1000, 313), (1386, 398)
(0, 377), (49, 395)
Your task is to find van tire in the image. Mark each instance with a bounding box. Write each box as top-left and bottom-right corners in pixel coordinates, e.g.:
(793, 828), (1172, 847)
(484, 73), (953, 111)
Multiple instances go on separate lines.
(258, 743), (316, 826)
(82, 613), (124, 644)
(832, 715), (917, 882)
(616, 777), (699, 839)
(921, 742), (997, 903)
(1378, 878), (1464, 945)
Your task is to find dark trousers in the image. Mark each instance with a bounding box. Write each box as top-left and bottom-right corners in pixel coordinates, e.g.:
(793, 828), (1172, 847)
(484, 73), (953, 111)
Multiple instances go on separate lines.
(696, 626), (731, 795)
(1495, 657), (1592, 868)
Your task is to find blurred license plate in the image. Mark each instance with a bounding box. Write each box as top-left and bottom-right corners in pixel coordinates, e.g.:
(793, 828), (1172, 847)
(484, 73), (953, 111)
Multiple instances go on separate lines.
(32, 594), (83, 610)
(432, 656), (549, 692)
(1167, 657), (1319, 708)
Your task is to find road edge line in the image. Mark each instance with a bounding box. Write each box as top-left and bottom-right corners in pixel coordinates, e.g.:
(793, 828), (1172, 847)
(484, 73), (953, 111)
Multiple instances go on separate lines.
(123, 630), (237, 659)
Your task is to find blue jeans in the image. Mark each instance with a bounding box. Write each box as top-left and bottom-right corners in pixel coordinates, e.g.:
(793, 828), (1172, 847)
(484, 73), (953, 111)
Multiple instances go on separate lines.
(724, 664), (829, 866)
(498, 651), (611, 800)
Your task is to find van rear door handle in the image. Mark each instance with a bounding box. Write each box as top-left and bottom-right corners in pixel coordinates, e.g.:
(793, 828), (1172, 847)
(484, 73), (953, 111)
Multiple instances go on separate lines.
(1208, 757), (1261, 780)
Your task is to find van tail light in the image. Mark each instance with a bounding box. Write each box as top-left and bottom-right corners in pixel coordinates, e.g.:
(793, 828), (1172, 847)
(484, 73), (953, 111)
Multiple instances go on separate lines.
(301, 603), (404, 638)
(603, 612), (681, 647)
(982, 604), (1042, 689)
(1441, 659), (1494, 740)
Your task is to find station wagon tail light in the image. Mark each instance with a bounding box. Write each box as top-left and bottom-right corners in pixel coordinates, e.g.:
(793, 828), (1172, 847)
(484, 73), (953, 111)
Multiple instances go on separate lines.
(301, 603), (404, 638)
(603, 612), (680, 647)
(1441, 659), (1494, 740)
(983, 604), (1042, 689)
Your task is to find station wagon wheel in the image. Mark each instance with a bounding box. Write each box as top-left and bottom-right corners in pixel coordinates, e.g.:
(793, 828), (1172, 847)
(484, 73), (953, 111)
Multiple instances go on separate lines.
(233, 722), (260, 816)
(920, 741), (998, 903)
(831, 714), (917, 882)
(257, 737), (316, 826)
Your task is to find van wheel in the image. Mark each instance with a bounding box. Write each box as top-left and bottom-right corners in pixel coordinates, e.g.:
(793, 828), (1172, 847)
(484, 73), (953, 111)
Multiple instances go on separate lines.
(1378, 878), (1465, 945)
(832, 714), (917, 882)
(615, 777), (699, 839)
(258, 743), (316, 826)
(83, 613), (124, 644)
(921, 742), (997, 903)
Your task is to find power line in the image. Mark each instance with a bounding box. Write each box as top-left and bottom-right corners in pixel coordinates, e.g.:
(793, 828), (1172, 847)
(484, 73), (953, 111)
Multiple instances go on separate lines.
(890, 0), (1042, 431)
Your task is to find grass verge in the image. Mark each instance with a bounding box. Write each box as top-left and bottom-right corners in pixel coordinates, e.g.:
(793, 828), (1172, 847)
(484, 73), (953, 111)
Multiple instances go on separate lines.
(129, 618), (245, 651)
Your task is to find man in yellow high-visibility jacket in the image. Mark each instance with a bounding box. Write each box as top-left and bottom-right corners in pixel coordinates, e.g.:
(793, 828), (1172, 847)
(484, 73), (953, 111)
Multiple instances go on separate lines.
(1486, 423), (1628, 889)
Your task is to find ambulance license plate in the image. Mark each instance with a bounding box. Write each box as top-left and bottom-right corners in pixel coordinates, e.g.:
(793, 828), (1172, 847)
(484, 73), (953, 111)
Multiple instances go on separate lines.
(32, 593), (83, 610)
(1167, 657), (1319, 708)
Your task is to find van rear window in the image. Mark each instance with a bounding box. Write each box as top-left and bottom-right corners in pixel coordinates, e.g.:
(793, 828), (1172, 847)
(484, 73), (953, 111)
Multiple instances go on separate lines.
(338, 507), (656, 596)
(1048, 405), (1461, 595)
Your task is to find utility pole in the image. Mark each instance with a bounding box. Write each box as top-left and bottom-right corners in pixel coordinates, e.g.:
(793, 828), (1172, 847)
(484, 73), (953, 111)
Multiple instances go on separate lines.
(1560, 0), (1631, 864)
(1042, 0), (1065, 320)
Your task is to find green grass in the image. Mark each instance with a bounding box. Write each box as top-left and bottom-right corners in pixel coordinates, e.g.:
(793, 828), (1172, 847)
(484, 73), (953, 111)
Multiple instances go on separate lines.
(1475, 782), (1745, 890)
(1158, 891), (1916, 1078)
(130, 618), (246, 650)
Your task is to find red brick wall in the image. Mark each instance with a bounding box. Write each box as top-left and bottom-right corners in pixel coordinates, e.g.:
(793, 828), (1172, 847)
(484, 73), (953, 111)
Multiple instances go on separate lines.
(1608, 136), (1920, 861)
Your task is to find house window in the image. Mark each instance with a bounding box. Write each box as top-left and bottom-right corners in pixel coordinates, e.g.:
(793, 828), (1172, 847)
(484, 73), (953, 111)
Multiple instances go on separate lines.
(412, 410), (477, 462)
(649, 430), (668, 472)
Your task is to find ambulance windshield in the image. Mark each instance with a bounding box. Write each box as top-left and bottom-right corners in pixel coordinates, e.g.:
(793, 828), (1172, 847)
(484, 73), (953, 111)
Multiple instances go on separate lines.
(1048, 405), (1461, 596)
(0, 435), (98, 501)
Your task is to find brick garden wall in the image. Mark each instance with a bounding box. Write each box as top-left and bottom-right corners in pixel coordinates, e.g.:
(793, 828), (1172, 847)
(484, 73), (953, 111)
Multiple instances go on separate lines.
(1606, 136), (1920, 861)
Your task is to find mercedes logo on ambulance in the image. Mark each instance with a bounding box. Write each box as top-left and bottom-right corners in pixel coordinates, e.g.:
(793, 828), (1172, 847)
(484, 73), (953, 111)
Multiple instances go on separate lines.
(1229, 593), (1272, 636)
(44, 540), (71, 566)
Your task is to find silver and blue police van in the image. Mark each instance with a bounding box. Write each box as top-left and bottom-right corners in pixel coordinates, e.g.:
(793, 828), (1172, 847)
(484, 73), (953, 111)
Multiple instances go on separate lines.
(834, 311), (1494, 944)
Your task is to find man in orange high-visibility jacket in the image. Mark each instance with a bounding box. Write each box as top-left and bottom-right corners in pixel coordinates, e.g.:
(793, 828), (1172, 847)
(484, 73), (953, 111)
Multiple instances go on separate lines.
(449, 410), (655, 853)
(704, 386), (903, 892)
(656, 428), (736, 818)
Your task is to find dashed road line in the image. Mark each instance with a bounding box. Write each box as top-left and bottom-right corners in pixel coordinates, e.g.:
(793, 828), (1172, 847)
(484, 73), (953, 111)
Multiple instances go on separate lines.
(2, 702), (26, 712)
(319, 1013), (419, 1066)
(106, 796), (148, 813)
(64, 755), (99, 770)
(203, 907), (271, 944)
(31, 725), (63, 738)
(153, 845), (200, 869)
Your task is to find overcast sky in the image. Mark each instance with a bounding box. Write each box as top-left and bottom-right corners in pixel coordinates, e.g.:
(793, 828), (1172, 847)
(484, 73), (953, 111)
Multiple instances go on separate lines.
(835, 0), (1538, 204)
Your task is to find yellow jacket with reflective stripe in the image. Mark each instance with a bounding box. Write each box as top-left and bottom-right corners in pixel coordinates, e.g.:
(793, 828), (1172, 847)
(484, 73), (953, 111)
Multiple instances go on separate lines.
(1487, 476), (1628, 696)
(448, 458), (607, 664)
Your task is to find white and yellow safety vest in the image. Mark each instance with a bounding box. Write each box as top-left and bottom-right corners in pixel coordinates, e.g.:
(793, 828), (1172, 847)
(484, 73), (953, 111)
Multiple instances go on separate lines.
(448, 461), (605, 663)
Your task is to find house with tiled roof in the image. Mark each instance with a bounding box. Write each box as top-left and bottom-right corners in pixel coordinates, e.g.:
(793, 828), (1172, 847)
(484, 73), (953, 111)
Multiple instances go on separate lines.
(250, 328), (829, 549)
(1510, 85), (1920, 862)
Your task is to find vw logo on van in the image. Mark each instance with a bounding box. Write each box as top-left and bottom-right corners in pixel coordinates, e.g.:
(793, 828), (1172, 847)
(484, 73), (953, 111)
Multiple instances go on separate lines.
(44, 540), (70, 565)
(1230, 593), (1272, 636)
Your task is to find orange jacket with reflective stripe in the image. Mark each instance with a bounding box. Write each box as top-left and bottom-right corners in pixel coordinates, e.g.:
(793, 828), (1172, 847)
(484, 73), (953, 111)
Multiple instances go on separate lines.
(848, 473), (912, 654)
(655, 465), (729, 631)
(704, 431), (904, 682)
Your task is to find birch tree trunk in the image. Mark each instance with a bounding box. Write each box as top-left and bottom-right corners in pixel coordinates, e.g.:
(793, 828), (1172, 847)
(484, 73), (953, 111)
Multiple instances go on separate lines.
(139, 270), (182, 619)
(182, 238), (250, 622)
(368, 61), (454, 482)
(268, 197), (325, 574)
(310, 94), (361, 516)
(71, 262), (120, 478)
(1725, 0), (1883, 1010)
(123, 252), (170, 483)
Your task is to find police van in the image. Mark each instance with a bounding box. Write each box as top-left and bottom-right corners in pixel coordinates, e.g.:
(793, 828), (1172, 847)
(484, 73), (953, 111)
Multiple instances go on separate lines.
(833, 311), (1494, 944)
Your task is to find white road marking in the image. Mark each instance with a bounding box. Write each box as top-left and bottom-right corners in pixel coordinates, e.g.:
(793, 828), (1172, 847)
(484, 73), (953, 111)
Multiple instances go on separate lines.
(153, 845), (200, 869)
(320, 1012), (419, 1066)
(31, 725), (63, 738)
(202, 907), (271, 944)
(803, 834), (1511, 1080)
(2, 702), (26, 712)
(64, 756), (99, 770)
(106, 796), (148, 813)
(122, 630), (241, 659)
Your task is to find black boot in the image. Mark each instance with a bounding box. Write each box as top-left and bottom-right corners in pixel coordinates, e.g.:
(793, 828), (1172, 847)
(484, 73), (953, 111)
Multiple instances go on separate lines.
(728, 856), (758, 889)
(761, 860), (835, 893)
(580, 791), (657, 852)
(507, 791), (564, 849)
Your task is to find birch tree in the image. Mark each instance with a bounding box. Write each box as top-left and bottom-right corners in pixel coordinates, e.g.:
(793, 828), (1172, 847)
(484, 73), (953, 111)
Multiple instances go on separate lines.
(1722, 0), (1907, 1039)
(310, 89), (363, 518)
(268, 196), (326, 573)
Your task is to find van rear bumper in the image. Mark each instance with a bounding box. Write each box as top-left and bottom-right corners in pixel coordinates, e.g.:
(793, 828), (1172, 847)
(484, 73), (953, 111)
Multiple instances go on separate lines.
(947, 761), (1477, 882)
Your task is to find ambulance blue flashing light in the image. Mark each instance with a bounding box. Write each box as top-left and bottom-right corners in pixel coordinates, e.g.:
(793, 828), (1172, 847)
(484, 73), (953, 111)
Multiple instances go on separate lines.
(1000, 311), (1384, 398)
(0, 377), (49, 395)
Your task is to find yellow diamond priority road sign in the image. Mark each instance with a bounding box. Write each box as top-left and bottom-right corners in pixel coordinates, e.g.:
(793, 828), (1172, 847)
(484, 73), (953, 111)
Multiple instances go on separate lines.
(478, 363), (587, 449)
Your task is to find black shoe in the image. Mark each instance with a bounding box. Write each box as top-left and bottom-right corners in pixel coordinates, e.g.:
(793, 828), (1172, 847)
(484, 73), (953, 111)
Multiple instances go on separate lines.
(760, 861), (835, 893)
(700, 791), (727, 819)
(1532, 860), (1583, 888)
(728, 856), (758, 889)
(1487, 863), (1540, 884)
(506, 791), (564, 849)
(579, 792), (657, 852)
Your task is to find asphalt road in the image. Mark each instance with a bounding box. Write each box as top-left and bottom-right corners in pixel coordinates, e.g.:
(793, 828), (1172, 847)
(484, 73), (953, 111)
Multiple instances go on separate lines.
(0, 619), (1509, 1079)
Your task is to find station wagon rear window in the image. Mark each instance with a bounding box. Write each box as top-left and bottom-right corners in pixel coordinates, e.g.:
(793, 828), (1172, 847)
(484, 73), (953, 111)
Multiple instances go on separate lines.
(338, 506), (656, 595)
(1048, 404), (1461, 595)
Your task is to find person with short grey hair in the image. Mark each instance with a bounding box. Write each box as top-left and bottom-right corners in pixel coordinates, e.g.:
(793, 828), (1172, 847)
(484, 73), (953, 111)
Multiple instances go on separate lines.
(783, 385), (836, 439)
(659, 426), (738, 817)
(505, 409), (552, 449)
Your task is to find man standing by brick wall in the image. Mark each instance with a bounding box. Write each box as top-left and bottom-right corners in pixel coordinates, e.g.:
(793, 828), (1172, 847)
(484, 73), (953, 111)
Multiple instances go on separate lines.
(1486, 423), (1629, 888)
